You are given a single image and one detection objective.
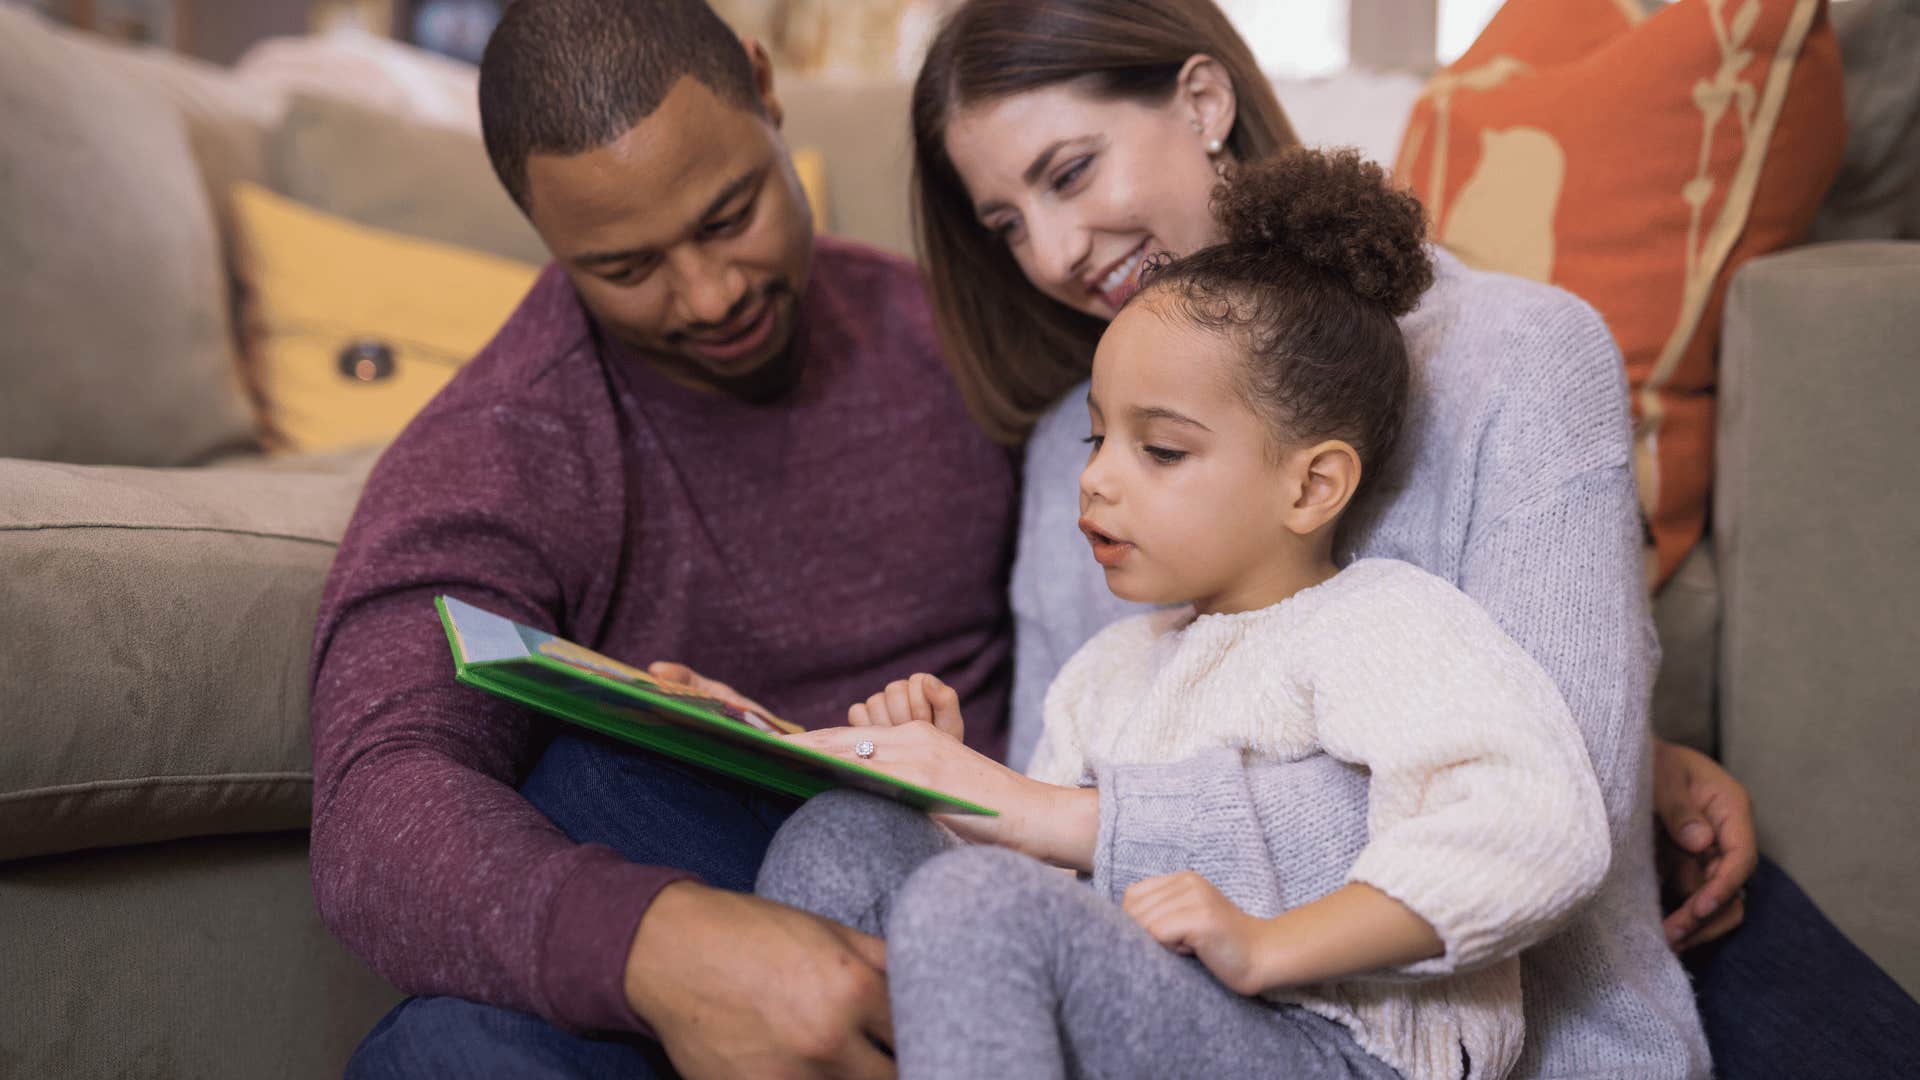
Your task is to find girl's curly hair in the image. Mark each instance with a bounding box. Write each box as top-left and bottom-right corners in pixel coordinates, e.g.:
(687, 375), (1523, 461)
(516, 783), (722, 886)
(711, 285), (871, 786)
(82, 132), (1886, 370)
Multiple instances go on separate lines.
(1139, 147), (1434, 501)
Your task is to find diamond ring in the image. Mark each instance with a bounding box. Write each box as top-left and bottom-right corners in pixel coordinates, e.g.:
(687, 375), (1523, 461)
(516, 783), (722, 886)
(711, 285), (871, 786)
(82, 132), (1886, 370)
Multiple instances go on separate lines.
(854, 739), (876, 760)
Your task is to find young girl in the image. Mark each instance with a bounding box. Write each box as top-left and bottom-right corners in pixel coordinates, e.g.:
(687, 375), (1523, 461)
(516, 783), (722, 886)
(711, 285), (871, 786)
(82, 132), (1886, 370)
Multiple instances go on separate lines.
(762, 149), (1609, 1080)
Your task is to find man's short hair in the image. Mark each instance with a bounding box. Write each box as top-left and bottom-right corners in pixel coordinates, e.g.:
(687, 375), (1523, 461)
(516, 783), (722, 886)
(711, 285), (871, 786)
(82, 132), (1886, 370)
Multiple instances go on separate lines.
(480, 0), (763, 209)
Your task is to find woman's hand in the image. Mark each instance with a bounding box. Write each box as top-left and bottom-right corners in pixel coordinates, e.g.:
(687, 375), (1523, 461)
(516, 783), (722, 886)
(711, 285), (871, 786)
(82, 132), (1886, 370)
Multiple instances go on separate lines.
(846, 673), (965, 741)
(1653, 737), (1757, 951)
(785, 722), (1098, 869)
(1122, 871), (1273, 996)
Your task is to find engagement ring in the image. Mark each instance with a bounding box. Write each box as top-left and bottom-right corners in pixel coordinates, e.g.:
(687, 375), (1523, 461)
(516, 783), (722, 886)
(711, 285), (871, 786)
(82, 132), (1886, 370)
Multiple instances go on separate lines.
(855, 739), (876, 760)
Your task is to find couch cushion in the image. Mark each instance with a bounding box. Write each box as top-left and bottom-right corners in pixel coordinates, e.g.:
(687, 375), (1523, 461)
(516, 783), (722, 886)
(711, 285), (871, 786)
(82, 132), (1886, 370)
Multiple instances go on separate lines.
(1810, 0), (1920, 242)
(0, 833), (400, 1078)
(50, 23), (281, 245)
(0, 451), (376, 862)
(1392, 0), (1845, 587)
(1649, 542), (1719, 755)
(268, 92), (549, 266)
(778, 79), (918, 257)
(0, 6), (259, 467)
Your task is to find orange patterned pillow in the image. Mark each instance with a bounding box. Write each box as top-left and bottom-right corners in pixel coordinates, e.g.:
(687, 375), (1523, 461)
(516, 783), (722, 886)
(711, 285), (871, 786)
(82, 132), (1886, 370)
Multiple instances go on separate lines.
(1393, 0), (1844, 586)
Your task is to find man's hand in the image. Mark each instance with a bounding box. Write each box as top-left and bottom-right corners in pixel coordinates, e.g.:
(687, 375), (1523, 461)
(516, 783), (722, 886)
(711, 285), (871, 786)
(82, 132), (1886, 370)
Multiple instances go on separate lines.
(1122, 871), (1273, 996)
(1653, 738), (1757, 951)
(625, 881), (895, 1080)
(846, 673), (965, 741)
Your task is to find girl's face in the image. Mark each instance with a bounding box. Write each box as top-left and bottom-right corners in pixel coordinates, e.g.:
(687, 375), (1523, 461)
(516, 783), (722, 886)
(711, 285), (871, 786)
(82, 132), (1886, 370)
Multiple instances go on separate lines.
(1078, 300), (1310, 617)
(943, 81), (1229, 322)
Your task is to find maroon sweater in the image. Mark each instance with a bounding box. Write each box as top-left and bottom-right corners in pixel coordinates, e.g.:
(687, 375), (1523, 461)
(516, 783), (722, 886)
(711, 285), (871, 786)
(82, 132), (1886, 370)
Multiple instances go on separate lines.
(309, 238), (1015, 1034)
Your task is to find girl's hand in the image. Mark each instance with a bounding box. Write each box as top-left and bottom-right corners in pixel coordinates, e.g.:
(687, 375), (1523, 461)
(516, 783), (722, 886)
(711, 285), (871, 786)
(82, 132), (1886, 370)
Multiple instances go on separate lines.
(1122, 871), (1274, 996)
(784, 723), (1097, 869)
(647, 661), (793, 732)
(847, 673), (965, 741)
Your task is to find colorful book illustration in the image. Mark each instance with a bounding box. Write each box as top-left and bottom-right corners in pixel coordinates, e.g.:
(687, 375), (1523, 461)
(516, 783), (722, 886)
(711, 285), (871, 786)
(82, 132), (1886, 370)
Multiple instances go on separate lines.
(436, 596), (995, 816)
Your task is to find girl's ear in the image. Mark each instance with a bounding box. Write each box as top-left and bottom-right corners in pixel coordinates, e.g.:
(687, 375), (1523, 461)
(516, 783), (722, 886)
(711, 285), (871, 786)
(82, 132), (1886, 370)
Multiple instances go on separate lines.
(1176, 54), (1238, 156)
(1283, 440), (1361, 536)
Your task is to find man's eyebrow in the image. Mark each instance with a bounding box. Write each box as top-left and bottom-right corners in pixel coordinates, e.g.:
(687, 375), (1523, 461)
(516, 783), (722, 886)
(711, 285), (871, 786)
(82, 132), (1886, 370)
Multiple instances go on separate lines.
(1129, 404), (1212, 432)
(974, 138), (1088, 220)
(574, 166), (766, 267)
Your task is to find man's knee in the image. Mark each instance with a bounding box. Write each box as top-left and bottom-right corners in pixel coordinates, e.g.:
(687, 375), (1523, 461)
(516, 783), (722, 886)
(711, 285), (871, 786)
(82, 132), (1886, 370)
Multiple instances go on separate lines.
(348, 997), (670, 1080)
(519, 732), (787, 889)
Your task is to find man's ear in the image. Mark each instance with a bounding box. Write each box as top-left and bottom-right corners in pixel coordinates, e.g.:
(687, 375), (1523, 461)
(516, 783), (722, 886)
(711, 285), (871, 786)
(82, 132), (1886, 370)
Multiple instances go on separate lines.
(1283, 440), (1361, 536)
(1176, 54), (1238, 155)
(742, 36), (784, 128)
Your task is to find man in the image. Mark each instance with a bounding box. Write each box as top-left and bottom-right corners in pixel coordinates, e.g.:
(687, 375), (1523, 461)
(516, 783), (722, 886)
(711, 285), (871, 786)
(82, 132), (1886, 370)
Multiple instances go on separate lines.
(308, 1), (1015, 1075)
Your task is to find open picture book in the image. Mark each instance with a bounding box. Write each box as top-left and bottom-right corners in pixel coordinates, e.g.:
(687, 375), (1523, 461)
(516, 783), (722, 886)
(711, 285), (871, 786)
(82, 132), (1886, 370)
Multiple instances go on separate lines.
(436, 596), (995, 816)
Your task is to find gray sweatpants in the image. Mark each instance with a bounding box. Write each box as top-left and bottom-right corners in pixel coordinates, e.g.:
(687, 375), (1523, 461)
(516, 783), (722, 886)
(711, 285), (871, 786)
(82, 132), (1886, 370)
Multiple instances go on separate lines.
(757, 790), (1401, 1080)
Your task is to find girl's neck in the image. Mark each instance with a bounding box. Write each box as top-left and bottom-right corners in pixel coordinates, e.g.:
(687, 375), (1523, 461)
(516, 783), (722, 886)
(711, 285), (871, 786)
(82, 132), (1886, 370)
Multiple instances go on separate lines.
(1192, 554), (1342, 618)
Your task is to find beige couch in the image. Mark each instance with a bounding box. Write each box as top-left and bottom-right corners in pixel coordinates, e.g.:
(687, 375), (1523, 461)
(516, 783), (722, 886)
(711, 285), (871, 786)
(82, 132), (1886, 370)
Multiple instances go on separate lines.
(1, 6), (1915, 1077)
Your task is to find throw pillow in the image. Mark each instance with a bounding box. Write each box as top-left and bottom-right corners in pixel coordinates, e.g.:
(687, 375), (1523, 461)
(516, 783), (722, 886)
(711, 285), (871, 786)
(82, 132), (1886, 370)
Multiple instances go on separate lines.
(0, 6), (258, 467)
(230, 182), (540, 453)
(270, 92), (549, 266)
(1392, 0), (1844, 586)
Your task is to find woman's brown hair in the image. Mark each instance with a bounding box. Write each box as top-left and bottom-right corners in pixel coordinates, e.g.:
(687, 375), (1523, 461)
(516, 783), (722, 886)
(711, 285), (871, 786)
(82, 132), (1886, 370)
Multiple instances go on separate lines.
(911, 0), (1299, 445)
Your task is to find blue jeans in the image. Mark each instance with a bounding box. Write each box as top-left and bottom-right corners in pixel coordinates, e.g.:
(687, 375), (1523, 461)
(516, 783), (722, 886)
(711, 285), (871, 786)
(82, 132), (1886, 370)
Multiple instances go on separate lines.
(349, 735), (1919, 1078)
(1688, 855), (1920, 1078)
(346, 731), (797, 1079)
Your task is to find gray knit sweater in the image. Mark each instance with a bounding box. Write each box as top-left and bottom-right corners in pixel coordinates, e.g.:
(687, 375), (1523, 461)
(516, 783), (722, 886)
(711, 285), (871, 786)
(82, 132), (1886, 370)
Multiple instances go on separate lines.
(1008, 250), (1712, 1079)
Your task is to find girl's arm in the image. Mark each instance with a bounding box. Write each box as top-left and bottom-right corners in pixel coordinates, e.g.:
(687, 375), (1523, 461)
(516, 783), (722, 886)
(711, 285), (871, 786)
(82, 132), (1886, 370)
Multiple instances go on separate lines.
(1124, 874), (1440, 995)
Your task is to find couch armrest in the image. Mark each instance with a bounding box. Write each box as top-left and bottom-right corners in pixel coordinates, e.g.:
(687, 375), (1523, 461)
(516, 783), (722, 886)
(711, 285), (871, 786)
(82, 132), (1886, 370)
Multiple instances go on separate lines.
(1715, 241), (1920, 995)
(0, 451), (374, 862)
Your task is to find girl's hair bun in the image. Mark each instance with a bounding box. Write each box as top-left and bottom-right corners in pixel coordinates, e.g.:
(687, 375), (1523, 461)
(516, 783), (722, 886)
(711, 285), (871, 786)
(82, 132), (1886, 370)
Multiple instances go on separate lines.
(1213, 147), (1432, 317)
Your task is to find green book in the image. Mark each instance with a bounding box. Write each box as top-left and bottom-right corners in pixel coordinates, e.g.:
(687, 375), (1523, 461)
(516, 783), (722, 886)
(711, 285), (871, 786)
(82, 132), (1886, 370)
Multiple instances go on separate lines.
(436, 596), (995, 816)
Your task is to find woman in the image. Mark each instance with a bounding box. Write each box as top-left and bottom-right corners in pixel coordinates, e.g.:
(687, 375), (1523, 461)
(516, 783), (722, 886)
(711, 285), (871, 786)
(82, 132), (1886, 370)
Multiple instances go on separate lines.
(786, 1), (1919, 1077)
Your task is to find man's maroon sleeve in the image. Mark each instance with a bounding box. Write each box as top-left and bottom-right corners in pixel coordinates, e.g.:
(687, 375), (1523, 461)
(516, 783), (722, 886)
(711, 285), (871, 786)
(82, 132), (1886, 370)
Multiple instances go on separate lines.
(308, 403), (693, 1035)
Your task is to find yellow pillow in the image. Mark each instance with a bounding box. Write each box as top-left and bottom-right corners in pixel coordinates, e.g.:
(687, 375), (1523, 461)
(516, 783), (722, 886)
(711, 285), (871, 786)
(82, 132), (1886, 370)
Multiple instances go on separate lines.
(230, 182), (541, 453)
(791, 147), (829, 232)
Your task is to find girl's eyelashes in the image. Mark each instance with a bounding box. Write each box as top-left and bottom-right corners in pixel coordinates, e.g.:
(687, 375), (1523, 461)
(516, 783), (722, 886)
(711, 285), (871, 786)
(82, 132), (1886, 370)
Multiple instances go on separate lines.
(1143, 445), (1187, 465)
(1081, 434), (1105, 450)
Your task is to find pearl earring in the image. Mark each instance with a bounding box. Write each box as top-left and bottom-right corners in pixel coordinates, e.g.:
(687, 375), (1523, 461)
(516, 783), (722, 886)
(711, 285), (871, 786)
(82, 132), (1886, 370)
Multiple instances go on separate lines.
(1206, 138), (1224, 156)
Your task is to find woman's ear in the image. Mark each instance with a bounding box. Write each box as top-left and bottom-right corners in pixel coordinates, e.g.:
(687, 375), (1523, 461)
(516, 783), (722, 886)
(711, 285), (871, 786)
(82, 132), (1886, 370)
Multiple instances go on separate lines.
(1177, 54), (1238, 155)
(1283, 440), (1362, 536)
(741, 36), (785, 128)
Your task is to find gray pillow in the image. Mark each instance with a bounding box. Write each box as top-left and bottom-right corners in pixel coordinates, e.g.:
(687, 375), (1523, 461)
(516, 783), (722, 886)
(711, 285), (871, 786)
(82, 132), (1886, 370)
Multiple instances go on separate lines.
(0, 7), (258, 466)
(269, 92), (550, 266)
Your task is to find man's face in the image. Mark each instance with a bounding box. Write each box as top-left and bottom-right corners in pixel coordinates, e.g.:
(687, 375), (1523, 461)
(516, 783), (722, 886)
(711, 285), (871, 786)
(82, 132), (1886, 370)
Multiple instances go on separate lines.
(524, 72), (814, 398)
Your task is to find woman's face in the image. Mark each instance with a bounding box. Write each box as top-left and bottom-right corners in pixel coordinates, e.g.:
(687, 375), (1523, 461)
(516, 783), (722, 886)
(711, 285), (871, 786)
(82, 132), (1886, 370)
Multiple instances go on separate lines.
(944, 82), (1227, 322)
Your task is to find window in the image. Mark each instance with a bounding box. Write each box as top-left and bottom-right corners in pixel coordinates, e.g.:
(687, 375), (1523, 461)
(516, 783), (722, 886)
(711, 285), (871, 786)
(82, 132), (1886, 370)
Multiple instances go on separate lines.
(1438, 0), (1504, 65)
(1217, 0), (1349, 78)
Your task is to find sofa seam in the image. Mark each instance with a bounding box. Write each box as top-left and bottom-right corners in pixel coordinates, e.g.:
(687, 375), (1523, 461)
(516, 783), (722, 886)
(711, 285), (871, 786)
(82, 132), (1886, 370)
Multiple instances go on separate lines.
(0, 522), (340, 547)
(0, 771), (314, 803)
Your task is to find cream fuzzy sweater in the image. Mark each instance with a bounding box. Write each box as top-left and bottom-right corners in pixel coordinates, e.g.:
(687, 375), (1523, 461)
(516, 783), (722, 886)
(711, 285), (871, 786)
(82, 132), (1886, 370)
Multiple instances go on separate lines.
(1027, 559), (1609, 1080)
